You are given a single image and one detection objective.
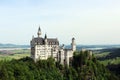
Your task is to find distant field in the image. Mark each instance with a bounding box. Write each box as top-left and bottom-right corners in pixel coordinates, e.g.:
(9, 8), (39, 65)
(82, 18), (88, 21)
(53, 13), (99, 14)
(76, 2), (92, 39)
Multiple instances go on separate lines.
(100, 57), (120, 66)
(94, 49), (120, 66)
(1, 48), (120, 66)
(94, 52), (110, 58)
(0, 49), (30, 61)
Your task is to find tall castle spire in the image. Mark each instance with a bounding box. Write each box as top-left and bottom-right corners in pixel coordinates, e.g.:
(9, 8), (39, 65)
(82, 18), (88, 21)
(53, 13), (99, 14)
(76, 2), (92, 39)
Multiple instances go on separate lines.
(44, 33), (48, 45)
(37, 26), (41, 37)
(44, 33), (47, 39)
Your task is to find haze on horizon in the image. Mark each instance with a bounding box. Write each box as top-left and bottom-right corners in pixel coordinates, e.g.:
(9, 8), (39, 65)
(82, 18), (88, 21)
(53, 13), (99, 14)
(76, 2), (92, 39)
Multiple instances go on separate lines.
(0, 0), (120, 45)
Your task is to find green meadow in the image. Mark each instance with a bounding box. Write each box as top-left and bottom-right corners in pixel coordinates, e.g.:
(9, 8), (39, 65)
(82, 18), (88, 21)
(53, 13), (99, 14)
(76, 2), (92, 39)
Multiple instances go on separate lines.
(94, 49), (120, 66)
(0, 49), (30, 61)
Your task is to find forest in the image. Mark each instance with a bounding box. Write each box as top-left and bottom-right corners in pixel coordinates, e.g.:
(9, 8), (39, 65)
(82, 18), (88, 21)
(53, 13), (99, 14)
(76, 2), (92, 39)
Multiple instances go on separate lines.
(0, 51), (119, 80)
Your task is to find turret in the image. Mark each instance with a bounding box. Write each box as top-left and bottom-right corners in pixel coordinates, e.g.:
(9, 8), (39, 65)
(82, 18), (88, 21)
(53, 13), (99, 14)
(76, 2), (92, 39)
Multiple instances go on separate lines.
(37, 26), (41, 37)
(44, 34), (47, 45)
(71, 37), (76, 51)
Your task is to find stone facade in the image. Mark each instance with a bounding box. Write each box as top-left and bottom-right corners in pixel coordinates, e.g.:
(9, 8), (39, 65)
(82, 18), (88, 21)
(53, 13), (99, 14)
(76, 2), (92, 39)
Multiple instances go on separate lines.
(30, 27), (76, 65)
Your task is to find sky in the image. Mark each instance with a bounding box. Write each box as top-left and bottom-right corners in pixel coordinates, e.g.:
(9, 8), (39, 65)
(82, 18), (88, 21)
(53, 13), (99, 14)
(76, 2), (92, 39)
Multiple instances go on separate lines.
(0, 0), (120, 45)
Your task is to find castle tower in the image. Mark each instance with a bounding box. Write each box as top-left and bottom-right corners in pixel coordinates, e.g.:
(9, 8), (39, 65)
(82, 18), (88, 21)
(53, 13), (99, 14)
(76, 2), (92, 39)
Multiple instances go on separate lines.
(31, 26), (76, 66)
(44, 34), (47, 45)
(44, 33), (48, 59)
(71, 37), (76, 51)
(37, 26), (41, 37)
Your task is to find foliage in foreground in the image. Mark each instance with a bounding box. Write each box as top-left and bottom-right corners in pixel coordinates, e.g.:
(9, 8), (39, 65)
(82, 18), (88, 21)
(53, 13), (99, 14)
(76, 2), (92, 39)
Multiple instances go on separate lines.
(0, 51), (119, 80)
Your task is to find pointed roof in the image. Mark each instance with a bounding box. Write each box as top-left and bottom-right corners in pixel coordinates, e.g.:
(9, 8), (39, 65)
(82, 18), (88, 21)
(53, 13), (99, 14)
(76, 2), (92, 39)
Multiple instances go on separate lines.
(38, 26), (41, 32)
(33, 38), (59, 45)
(37, 26), (41, 37)
(44, 33), (47, 39)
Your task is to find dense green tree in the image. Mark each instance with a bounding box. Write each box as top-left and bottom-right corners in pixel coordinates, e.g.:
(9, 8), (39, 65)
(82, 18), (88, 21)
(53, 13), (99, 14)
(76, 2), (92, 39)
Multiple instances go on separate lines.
(0, 52), (119, 80)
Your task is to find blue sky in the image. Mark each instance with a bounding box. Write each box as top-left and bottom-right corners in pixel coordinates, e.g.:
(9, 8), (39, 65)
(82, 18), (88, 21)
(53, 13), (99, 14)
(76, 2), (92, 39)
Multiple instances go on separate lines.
(0, 0), (120, 45)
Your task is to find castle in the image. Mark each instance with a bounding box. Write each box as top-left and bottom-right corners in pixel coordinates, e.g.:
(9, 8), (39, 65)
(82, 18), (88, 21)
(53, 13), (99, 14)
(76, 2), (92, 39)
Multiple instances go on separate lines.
(30, 27), (76, 65)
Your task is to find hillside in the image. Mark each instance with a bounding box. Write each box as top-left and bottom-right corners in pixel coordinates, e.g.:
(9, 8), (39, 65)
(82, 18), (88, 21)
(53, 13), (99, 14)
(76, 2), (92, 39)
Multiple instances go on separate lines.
(95, 48), (120, 60)
(0, 49), (30, 61)
(0, 43), (29, 48)
(94, 48), (120, 78)
(94, 48), (120, 65)
(0, 51), (119, 80)
(66, 45), (120, 50)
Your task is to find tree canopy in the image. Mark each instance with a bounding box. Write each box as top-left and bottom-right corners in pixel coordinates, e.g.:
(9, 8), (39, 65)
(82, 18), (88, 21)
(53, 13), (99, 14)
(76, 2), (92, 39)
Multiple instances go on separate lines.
(0, 51), (119, 80)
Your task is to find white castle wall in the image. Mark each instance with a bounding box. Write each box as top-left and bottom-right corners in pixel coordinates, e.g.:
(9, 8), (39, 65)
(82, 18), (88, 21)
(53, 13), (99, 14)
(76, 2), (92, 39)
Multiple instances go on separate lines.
(30, 27), (76, 65)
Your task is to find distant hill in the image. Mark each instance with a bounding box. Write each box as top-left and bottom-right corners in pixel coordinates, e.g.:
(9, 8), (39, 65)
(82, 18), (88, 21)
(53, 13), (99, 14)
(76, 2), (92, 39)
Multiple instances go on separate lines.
(0, 43), (30, 48)
(0, 43), (120, 50)
(65, 44), (120, 50)
(95, 48), (120, 60)
(94, 48), (120, 78)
